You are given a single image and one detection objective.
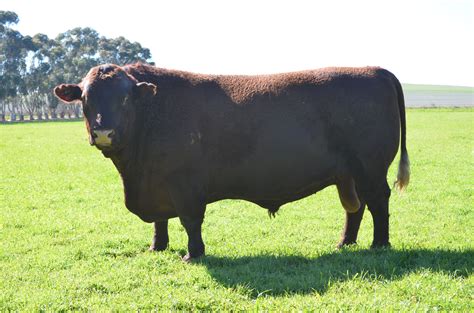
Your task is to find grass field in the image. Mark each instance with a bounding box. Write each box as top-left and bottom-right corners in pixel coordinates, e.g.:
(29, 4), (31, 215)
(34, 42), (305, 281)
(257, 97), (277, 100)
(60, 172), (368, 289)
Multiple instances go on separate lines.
(0, 109), (473, 310)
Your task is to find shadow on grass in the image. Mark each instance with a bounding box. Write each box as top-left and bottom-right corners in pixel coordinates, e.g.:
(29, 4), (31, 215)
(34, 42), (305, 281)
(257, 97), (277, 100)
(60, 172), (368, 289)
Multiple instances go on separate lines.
(198, 248), (473, 297)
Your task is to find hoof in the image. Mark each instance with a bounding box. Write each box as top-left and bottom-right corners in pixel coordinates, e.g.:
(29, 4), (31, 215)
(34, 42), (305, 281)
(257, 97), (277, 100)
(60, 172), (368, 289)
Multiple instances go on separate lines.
(370, 241), (391, 249)
(182, 253), (204, 263)
(337, 240), (357, 249)
(148, 243), (168, 252)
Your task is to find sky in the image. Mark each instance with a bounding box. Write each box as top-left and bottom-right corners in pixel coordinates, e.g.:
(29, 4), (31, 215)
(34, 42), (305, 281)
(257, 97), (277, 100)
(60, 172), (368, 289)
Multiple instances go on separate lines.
(2, 0), (473, 86)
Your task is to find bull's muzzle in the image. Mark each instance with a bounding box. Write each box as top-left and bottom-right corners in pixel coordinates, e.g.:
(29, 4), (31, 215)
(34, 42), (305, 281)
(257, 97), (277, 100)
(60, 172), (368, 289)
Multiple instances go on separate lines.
(92, 129), (115, 146)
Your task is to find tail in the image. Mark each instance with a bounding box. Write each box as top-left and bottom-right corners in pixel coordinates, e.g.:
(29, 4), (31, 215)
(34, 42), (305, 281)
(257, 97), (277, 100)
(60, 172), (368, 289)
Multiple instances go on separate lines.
(393, 78), (410, 191)
(393, 76), (410, 192)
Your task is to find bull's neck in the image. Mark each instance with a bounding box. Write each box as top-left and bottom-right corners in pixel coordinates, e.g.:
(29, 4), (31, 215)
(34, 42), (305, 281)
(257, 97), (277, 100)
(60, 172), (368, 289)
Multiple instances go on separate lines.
(108, 148), (135, 177)
(107, 120), (146, 179)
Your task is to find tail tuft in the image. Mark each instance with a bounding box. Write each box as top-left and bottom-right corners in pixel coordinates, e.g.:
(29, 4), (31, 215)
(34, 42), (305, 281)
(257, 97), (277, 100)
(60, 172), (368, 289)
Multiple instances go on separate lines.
(394, 150), (410, 192)
(267, 205), (280, 218)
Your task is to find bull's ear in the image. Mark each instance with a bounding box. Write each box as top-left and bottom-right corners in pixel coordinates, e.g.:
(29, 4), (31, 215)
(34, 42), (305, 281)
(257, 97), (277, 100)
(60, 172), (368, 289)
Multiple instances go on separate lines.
(53, 84), (83, 103)
(134, 82), (157, 99)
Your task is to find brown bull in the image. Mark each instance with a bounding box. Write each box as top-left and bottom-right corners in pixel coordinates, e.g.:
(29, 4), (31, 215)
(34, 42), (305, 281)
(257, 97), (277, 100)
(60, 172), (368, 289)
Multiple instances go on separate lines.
(54, 63), (409, 261)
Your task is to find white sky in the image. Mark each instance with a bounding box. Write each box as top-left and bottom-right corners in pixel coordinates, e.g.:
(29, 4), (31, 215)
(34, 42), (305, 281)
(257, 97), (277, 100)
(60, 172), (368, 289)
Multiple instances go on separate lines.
(2, 0), (473, 86)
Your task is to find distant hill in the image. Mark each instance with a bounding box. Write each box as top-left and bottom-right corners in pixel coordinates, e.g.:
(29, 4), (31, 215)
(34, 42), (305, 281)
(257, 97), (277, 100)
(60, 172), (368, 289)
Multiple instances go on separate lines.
(402, 84), (473, 107)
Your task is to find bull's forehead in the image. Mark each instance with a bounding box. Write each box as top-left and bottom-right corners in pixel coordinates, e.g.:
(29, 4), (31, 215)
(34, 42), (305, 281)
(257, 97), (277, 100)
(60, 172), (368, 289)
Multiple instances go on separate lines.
(82, 65), (134, 96)
(82, 75), (133, 103)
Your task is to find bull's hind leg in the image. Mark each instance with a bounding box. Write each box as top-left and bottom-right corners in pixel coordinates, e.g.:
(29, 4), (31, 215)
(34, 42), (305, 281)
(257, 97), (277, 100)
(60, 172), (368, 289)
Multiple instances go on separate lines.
(348, 154), (392, 248)
(149, 220), (169, 251)
(360, 178), (391, 248)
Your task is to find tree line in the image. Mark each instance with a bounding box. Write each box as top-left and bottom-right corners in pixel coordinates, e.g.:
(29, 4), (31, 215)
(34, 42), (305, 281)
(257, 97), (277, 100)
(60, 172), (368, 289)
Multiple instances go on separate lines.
(0, 11), (154, 121)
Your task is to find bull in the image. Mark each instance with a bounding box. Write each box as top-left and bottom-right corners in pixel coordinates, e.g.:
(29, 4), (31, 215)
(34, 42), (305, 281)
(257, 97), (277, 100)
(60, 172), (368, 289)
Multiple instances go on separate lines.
(54, 63), (410, 261)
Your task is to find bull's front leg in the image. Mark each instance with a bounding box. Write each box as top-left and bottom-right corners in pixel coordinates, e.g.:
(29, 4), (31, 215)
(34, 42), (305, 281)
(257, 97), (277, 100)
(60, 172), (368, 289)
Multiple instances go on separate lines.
(149, 220), (169, 251)
(180, 216), (205, 262)
(165, 170), (207, 262)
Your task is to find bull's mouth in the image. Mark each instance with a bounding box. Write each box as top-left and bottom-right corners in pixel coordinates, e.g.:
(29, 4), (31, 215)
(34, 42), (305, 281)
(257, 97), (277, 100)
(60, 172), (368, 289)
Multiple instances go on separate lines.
(90, 129), (116, 149)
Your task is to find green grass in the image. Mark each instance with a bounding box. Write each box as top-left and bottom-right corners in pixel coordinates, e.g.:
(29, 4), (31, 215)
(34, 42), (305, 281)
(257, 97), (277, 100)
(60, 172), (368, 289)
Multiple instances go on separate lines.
(1, 109), (473, 310)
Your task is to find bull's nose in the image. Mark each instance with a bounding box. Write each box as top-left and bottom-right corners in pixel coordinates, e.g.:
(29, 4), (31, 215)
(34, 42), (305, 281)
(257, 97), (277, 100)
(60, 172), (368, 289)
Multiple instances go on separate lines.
(92, 129), (115, 146)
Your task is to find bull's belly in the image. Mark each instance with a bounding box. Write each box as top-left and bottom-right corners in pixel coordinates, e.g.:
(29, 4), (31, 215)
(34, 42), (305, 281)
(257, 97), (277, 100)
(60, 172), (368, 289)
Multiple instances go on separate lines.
(207, 150), (341, 206)
(243, 174), (336, 209)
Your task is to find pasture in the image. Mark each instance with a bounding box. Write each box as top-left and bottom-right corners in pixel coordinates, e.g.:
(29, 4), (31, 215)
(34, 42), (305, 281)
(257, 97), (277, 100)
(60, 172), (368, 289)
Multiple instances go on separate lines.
(0, 109), (473, 310)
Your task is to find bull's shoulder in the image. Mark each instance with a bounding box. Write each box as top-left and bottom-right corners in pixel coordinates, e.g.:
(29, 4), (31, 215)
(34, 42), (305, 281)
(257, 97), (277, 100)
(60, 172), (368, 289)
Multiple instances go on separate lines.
(124, 63), (215, 88)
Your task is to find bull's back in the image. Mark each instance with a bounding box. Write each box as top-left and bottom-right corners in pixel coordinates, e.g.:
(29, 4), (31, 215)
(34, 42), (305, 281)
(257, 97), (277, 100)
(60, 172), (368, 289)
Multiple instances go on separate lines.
(203, 67), (401, 202)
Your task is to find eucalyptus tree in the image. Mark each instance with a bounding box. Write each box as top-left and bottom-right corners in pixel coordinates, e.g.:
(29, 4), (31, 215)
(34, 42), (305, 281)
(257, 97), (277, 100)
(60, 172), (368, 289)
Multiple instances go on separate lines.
(0, 11), (35, 117)
(26, 33), (65, 117)
(55, 27), (101, 83)
(98, 36), (154, 65)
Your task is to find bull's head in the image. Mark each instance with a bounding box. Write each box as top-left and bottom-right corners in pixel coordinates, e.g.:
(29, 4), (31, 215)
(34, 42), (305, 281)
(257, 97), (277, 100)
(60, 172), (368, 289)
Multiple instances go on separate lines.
(53, 64), (156, 154)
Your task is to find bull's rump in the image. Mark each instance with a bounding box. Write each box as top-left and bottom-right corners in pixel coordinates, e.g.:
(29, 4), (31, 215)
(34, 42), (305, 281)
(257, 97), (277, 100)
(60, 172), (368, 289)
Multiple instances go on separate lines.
(204, 69), (401, 203)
